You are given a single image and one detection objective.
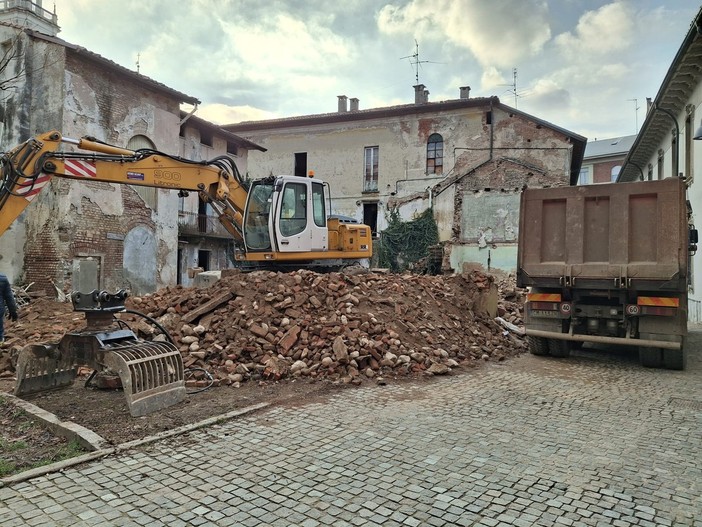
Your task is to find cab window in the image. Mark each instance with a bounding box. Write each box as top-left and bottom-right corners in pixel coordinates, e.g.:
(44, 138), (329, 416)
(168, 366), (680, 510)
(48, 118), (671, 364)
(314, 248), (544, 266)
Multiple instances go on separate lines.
(279, 182), (307, 237)
(312, 182), (326, 227)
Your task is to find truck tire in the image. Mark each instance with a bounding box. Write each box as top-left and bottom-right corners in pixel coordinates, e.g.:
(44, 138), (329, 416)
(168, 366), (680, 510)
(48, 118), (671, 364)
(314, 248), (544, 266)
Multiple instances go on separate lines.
(639, 347), (663, 368)
(548, 339), (571, 358)
(663, 347), (687, 371)
(527, 336), (549, 356)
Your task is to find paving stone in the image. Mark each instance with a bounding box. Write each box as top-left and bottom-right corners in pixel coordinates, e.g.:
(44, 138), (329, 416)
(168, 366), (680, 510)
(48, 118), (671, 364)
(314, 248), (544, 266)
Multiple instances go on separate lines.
(2, 337), (702, 525)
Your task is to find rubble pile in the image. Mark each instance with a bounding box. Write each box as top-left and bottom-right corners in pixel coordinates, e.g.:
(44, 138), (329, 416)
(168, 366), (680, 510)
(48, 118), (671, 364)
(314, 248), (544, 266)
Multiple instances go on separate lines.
(126, 269), (526, 385)
(0, 270), (527, 385)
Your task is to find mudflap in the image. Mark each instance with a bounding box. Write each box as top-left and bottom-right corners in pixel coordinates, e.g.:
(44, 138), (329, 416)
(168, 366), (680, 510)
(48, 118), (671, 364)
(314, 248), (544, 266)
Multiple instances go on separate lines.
(103, 341), (186, 417)
(14, 343), (78, 396)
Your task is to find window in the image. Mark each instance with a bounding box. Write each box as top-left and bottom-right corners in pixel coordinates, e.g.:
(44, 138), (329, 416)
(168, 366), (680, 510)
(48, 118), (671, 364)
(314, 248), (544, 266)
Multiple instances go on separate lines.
(279, 182), (307, 237)
(294, 152), (307, 178)
(610, 165), (621, 182)
(200, 129), (213, 147)
(226, 141), (238, 156)
(426, 133), (443, 175)
(364, 146), (379, 192)
(312, 182), (326, 227)
(578, 166), (591, 185)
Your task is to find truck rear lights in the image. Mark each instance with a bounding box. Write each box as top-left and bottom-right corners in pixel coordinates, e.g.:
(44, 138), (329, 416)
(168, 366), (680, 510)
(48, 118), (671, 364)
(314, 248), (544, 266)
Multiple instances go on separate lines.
(640, 305), (677, 317)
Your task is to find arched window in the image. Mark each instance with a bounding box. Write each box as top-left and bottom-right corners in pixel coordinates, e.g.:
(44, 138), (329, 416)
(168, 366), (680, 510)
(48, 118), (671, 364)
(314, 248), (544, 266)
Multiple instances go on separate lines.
(610, 165), (621, 182)
(426, 133), (443, 175)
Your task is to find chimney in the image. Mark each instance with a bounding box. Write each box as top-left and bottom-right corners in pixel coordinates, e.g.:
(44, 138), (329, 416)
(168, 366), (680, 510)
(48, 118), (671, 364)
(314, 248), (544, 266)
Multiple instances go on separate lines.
(349, 97), (359, 111)
(337, 95), (348, 112)
(459, 86), (471, 99)
(646, 97), (653, 113)
(414, 84), (427, 104)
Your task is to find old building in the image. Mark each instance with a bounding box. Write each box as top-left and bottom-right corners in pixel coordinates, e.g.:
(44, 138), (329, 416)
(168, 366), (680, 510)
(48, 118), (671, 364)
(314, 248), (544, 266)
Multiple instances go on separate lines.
(0, 2), (259, 295)
(617, 5), (702, 321)
(225, 86), (586, 272)
(578, 135), (636, 185)
(177, 112), (265, 287)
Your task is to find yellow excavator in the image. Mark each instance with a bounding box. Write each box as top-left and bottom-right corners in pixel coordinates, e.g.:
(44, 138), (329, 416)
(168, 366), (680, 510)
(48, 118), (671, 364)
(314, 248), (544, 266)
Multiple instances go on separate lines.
(0, 130), (373, 416)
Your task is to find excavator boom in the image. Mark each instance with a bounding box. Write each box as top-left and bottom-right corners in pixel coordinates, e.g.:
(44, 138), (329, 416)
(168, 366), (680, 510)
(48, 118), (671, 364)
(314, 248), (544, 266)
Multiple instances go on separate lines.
(0, 130), (247, 240)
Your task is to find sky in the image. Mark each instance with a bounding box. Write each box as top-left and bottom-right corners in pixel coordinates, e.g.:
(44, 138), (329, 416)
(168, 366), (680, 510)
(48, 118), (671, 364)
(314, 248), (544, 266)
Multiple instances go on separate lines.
(50, 0), (700, 141)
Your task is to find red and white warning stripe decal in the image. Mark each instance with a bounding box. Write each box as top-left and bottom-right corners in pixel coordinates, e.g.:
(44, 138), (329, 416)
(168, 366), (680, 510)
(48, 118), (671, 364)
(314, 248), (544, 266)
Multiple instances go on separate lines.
(14, 173), (52, 202)
(64, 159), (97, 178)
(15, 160), (96, 203)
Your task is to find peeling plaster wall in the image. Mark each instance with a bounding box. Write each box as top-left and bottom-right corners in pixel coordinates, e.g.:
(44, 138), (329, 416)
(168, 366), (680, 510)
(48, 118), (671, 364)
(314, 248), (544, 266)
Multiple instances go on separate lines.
(446, 107), (572, 272)
(238, 106), (488, 230)
(236, 103), (574, 274)
(0, 29), (66, 283)
(0, 33), (184, 294)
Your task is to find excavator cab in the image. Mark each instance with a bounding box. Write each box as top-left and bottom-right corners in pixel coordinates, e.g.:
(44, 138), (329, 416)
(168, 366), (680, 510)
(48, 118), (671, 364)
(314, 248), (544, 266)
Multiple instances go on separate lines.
(243, 175), (329, 254)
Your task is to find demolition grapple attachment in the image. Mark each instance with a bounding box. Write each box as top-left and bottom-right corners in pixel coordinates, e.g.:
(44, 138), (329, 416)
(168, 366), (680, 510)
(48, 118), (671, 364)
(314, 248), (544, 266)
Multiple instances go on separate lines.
(14, 290), (186, 417)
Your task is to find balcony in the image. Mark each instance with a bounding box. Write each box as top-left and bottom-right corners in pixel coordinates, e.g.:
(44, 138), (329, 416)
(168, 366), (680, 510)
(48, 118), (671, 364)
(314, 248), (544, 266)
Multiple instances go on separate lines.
(178, 211), (232, 238)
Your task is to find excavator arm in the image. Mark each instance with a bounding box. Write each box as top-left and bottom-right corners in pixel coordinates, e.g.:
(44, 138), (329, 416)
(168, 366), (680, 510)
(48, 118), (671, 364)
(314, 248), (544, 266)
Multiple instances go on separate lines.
(0, 130), (248, 240)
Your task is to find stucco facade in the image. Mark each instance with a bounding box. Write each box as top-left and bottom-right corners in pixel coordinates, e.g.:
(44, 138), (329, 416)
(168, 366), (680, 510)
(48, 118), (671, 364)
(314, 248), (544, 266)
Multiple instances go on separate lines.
(0, 20), (195, 295)
(617, 6), (702, 322)
(226, 91), (585, 273)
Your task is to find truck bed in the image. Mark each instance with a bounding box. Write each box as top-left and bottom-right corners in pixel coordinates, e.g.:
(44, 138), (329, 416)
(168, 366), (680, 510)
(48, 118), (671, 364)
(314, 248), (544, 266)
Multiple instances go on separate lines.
(517, 178), (688, 290)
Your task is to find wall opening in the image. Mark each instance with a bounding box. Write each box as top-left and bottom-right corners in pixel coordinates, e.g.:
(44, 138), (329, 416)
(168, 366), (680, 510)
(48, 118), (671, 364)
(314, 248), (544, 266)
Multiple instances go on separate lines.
(295, 152), (307, 177)
(363, 202), (378, 236)
(177, 248), (183, 285)
(198, 249), (211, 271)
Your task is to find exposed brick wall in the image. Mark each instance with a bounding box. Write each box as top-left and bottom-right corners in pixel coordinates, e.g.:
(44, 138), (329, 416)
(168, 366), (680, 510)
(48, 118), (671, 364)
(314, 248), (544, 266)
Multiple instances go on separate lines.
(593, 159), (623, 183)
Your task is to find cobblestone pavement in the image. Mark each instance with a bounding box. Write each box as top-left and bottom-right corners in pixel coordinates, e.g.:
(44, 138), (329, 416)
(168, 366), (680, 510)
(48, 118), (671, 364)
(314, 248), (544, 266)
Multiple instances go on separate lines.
(2, 333), (701, 527)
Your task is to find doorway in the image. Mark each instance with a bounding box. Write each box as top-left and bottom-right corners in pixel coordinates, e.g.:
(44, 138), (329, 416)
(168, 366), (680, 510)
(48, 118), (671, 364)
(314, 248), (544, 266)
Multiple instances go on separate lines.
(363, 202), (378, 237)
(198, 249), (210, 271)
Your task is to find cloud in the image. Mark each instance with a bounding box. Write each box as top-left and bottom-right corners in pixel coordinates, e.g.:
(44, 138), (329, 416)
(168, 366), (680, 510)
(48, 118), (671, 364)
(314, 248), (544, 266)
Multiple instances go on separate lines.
(555, 2), (635, 57)
(480, 67), (507, 92)
(378, 0), (552, 68)
(195, 104), (278, 125)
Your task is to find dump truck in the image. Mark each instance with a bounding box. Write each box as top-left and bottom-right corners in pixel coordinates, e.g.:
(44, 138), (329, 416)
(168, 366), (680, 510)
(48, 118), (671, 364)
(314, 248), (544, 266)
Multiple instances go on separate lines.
(517, 177), (696, 370)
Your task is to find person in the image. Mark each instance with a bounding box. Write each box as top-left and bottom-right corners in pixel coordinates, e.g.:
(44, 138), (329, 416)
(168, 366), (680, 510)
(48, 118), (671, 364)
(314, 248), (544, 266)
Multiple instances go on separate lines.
(0, 273), (18, 345)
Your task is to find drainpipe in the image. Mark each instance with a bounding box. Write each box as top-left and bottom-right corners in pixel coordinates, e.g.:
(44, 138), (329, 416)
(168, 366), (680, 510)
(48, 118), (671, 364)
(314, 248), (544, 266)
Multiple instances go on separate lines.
(179, 103), (199, 126)
(652, 104), (680, 178)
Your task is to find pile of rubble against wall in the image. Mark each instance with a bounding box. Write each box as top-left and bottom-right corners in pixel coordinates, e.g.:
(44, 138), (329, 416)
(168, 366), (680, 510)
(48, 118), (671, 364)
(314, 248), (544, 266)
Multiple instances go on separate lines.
(0, 270), (526, 384)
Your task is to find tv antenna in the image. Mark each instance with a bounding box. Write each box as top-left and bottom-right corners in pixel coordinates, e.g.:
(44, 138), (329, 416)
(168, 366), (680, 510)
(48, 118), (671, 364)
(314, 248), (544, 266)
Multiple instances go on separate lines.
(627, 98), (640, 133)
(400, 40), (442, 85)
(499, 68), (520, 107)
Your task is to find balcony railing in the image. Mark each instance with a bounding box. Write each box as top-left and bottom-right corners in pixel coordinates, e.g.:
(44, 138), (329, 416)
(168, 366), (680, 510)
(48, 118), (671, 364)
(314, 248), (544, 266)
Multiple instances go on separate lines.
(178, 211), (231, 238)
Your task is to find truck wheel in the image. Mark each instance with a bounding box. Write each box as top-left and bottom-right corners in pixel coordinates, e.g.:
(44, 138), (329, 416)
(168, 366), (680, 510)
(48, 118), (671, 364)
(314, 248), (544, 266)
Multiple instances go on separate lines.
(639, 347), (663, 368)
(663, 347), (687, 371)
(548, 339), (570, 358)
(527, 336), (549, 356)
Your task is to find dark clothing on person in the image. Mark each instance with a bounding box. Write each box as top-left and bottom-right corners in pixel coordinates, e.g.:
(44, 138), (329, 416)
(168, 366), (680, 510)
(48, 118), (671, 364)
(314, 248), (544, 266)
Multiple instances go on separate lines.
(0, 273), (18, 341)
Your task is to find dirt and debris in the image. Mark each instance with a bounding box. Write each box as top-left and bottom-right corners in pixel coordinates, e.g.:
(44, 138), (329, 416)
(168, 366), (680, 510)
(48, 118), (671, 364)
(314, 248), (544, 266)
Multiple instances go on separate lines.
(0, 269), (526, 445)
(0, 395), (87, 476)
